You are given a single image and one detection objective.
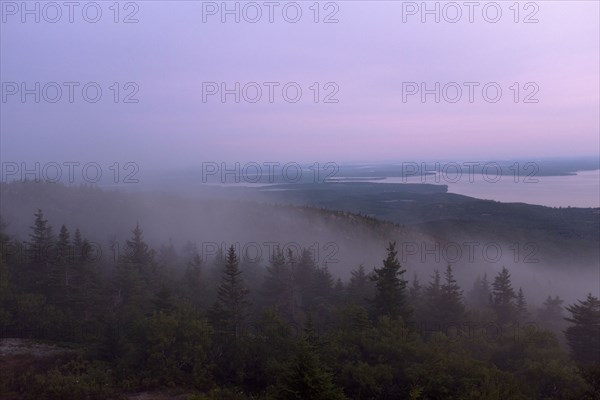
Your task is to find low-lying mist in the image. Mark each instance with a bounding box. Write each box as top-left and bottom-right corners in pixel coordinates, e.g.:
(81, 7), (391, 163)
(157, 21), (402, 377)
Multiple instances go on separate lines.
(1, 181), (598, 306)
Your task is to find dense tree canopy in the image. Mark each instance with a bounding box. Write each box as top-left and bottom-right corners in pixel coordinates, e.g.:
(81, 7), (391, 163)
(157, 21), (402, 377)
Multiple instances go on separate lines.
(0, 210), (598, 399)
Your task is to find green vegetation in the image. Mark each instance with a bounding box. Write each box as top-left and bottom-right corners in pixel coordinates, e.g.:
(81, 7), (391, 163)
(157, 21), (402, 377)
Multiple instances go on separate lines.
(1, 209), (599, 399)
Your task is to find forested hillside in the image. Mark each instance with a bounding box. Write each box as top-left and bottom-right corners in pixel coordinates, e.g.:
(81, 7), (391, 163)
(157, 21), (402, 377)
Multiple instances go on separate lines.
(1, 195), (599, 399)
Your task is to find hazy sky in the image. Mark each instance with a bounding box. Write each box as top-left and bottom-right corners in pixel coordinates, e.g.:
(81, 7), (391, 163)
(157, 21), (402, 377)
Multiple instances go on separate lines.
(1, 1), (599, 168)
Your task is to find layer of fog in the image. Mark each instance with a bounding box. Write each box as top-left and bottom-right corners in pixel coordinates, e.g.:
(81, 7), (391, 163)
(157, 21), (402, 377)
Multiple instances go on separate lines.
(1, 181), (598, 307)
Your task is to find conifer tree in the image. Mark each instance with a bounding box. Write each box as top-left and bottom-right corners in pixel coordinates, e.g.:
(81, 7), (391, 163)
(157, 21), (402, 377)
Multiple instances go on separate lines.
(516, 287), (529, 323)
(76, 236), (102, 326)
(333, 278), (345, 305)
(538, 295), (565, 331)
(114, 224), (155, 309)
(409, 273), (422, 300)
(26, 209), (54, 292)
(440, 265), (465, 325)
(212, 245), (250, 334)
(540, 295), (564, 318)
(313, 265), (335, 303)
(183, 252), (205, 307)
(408, 273), (425, 321)
(564, 293), (600, 364)
(292, 248), (321, 312)
(124, 223), (154, 267)
(205, 245), (226, 301)
(423, 269), (446, 329)
(49, 224), (71, 306)
(424, 270), (442, 305)
(158, 239), (178, 268)
(27, 209), (53, 260)
(273, 339), (346, 400)
(348, 265), (372, 308)
(262, 248), (294, 320)
(371, 242), (409, 321)
(490, 267), (516, 324)
(468, 273), (491, 308)
(153, 282), (176, 313)
(72, 228), (83, 262)
(481, 274), (491, 302)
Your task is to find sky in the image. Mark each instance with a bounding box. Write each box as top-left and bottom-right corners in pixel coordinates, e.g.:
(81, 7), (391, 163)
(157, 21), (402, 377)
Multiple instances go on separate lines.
(1, 0), (599, 169)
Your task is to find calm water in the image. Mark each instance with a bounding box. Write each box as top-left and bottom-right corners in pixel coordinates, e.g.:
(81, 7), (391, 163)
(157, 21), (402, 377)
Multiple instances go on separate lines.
(362, 170), (600, 208)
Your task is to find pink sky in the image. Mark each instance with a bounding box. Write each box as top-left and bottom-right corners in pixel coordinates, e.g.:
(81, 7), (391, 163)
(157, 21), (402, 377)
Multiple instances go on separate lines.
(1, 1), (598, 167)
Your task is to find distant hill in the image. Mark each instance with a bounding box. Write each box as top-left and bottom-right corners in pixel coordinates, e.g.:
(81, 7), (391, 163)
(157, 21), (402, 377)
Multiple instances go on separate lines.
(251, 182), (600, 260)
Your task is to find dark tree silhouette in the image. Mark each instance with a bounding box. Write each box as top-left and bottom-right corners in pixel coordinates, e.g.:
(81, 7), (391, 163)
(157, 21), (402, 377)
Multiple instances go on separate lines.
(564, 294), (600, 365)
(371, 242), (409, 321)
(490, 267), (516, 325)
